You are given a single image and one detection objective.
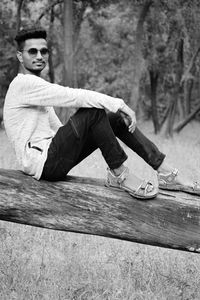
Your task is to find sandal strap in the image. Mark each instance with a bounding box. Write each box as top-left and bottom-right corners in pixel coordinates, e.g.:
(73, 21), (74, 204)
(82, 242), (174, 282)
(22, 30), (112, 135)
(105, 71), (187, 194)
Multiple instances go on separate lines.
(159, 168), (179, 185)
(107, 167), (129, 186)
(107, 168), (156, 198)
(116, 167), (129, 185)
(135, 180), (153, 197)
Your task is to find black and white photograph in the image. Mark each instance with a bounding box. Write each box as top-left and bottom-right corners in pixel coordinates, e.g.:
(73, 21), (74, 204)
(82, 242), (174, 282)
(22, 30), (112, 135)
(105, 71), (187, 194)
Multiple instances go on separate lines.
(0, 0), (200, 299)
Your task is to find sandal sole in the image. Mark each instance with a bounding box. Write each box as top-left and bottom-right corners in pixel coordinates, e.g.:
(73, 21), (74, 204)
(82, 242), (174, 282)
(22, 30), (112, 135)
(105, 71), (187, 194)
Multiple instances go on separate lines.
(105, 184), (158, 200)
(159, 184), (200, 196)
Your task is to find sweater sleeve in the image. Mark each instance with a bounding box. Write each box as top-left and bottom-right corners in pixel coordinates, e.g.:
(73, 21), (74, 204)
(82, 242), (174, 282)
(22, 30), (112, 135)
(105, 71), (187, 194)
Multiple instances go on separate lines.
(20, 75), (125, 113)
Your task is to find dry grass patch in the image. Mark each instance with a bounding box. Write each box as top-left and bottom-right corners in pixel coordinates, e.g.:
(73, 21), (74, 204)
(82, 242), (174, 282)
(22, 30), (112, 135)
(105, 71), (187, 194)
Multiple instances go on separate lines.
(0, 121), (200, 300)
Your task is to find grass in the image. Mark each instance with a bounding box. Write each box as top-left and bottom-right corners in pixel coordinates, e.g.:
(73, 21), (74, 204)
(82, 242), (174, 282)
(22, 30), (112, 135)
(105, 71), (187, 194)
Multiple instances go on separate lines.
(0, 120), (200, 300)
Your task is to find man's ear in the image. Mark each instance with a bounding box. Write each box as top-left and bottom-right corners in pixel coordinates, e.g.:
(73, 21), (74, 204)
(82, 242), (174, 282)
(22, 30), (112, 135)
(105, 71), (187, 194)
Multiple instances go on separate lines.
(16, 51), (23, 63)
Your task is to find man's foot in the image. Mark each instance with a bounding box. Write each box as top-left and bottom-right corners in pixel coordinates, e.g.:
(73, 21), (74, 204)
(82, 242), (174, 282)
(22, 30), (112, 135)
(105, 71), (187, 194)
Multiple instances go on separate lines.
(157, 161), (192, 187)
(106, 167), (158, 199)
(157, 166), (200, 196)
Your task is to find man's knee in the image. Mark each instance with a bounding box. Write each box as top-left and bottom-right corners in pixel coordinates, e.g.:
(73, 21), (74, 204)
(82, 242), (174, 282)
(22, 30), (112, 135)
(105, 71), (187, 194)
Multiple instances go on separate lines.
(74, 107), (106, 121)
(70, 108), (107, 135)
(108, 111), (127, 130)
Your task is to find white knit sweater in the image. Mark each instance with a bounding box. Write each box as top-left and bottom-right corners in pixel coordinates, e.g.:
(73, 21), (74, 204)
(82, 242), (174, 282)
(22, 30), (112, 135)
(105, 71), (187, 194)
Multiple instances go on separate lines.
(4, 73), (126, 180)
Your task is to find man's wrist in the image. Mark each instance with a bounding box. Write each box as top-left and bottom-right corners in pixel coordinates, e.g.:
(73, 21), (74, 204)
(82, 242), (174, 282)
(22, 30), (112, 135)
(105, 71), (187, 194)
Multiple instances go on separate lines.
(119, 103), (134, 115)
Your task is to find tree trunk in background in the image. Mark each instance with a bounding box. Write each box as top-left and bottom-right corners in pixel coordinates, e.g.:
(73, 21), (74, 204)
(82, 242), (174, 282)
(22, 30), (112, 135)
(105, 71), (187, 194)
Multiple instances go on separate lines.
(130, 0), (153, 111)
(176, 44), (200, 127)
(59, 0), (75, 124)
(48, 6), (55, 83)
(165, 43), (200, 134)
(63, 0), (74, 87)
(184, 79), (193, 115)
(149, 69), (159, 133)
(13, 0), (24, 77)
(16, 0), (24, 32)
(165, 39), (184, 136)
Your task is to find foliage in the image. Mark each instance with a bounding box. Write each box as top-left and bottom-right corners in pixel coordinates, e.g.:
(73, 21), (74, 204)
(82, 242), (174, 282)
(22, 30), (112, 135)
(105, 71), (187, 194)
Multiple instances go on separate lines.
(1, 0), (200, 132)
(0, 1), (17, 104)
(137, 0), (200, 133)
(76, 4), (139, 101)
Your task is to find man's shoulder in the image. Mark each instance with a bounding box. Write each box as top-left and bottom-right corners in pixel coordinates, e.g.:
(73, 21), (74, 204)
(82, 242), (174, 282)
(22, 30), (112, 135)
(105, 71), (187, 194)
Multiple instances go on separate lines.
(5, 74), (34, 101)
(9, 74), (48, 92)
(13, 73), (48, 83)
(9, 74), (29, 88)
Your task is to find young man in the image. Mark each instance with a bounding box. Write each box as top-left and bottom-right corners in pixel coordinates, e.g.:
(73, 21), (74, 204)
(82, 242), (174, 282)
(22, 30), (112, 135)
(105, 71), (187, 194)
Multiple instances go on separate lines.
(3, 27), (199, 199)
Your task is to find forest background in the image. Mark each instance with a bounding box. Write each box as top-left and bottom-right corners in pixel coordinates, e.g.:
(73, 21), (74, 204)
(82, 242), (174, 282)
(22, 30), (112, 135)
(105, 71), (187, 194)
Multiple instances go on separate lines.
(1, 0), (200, 135)
(1, 1), (200, 300)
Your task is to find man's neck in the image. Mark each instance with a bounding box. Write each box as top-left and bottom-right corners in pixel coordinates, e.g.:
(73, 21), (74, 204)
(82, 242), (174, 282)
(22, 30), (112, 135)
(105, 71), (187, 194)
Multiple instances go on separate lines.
(19, 65), (41, 77)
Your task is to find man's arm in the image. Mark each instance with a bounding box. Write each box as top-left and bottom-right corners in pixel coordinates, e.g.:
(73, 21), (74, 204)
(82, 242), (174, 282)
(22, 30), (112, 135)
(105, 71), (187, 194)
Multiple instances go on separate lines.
(21, 76), (125, 113)
(21, 75), (136, 130)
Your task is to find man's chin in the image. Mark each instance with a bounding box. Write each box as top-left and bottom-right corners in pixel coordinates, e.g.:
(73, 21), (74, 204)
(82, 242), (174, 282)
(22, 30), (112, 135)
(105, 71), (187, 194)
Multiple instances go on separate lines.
(26, 66), (44, 75)
(34, 67), (44, 72)
(34, 64), (45, 70)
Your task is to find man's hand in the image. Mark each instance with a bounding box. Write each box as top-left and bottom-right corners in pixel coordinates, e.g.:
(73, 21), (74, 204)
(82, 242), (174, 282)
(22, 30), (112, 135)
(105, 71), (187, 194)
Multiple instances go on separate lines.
(119, 104), (136, 133)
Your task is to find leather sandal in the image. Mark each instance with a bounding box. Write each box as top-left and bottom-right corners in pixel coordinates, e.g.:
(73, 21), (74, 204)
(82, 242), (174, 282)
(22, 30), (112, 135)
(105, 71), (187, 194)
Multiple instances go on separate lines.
(158, 168), (200, 196)
(106, 167), (158, 199)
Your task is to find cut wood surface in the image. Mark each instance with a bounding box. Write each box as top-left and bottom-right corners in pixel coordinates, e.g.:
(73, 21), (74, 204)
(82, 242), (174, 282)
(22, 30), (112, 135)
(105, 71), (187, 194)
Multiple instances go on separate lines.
(0, 168), (200, 253)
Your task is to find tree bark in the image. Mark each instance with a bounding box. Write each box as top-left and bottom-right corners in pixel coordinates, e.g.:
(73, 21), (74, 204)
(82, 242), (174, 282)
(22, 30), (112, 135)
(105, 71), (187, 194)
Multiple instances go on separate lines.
(181, 45), (200, 86)
(57, 0), (75, 124)
(63, 0), (74, 87)
(48, 6), (55, 83)
(149, 69), (159, 133)
(14, 0), (24, 77)
(130, 0), (153, 111)
(165, 39), (184, 136)
(164, 44), (200, 135)
(184, 79), (193, 115)
(0, 169), (200, 254)
(16, 0), (24, 32)
(181, 45), (200, 117)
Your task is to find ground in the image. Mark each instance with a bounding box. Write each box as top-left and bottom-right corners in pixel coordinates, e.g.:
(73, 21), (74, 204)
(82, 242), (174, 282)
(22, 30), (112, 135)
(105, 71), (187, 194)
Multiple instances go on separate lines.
(0, 120), (200, 300)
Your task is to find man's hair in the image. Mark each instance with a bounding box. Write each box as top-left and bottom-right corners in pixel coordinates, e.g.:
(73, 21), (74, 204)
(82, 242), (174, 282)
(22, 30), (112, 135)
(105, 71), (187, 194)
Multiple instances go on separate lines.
(15, 26), (47, 50)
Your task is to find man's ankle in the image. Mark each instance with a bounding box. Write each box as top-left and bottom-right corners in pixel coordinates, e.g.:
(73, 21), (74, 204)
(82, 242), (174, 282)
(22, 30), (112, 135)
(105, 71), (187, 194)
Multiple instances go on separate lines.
(112, 164), (126, 176)
(157, 160), (174, 174)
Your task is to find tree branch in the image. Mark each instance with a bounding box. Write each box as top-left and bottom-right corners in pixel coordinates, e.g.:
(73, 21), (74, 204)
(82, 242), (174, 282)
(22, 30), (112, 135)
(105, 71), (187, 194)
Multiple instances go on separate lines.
(181, 45), (200, 85)
(174, 102), (200, 132)
(16, 0), (24, 31)
(35, 0), (63, 23)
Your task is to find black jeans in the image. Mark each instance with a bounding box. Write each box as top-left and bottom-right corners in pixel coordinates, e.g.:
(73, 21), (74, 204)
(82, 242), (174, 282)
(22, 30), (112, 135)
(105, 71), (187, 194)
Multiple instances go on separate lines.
(41, 108), (165, 181)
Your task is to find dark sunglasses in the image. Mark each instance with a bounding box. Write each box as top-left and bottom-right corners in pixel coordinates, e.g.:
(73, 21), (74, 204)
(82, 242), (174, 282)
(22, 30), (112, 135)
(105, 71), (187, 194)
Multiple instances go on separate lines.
(21, 47), (49, 58)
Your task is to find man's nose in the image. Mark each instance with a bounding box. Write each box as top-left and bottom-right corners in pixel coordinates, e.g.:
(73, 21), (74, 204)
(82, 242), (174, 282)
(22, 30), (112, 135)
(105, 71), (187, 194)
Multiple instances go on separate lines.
(36, 50), (43, 59)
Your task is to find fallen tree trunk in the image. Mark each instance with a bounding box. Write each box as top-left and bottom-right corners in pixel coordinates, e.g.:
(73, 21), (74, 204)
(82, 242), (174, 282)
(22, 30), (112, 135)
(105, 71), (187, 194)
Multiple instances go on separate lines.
(0, 168), (200, 253)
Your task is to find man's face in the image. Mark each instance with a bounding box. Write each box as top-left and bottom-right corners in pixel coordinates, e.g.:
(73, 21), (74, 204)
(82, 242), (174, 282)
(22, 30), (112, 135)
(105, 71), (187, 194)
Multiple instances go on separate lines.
(17, 38), (49, 75)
